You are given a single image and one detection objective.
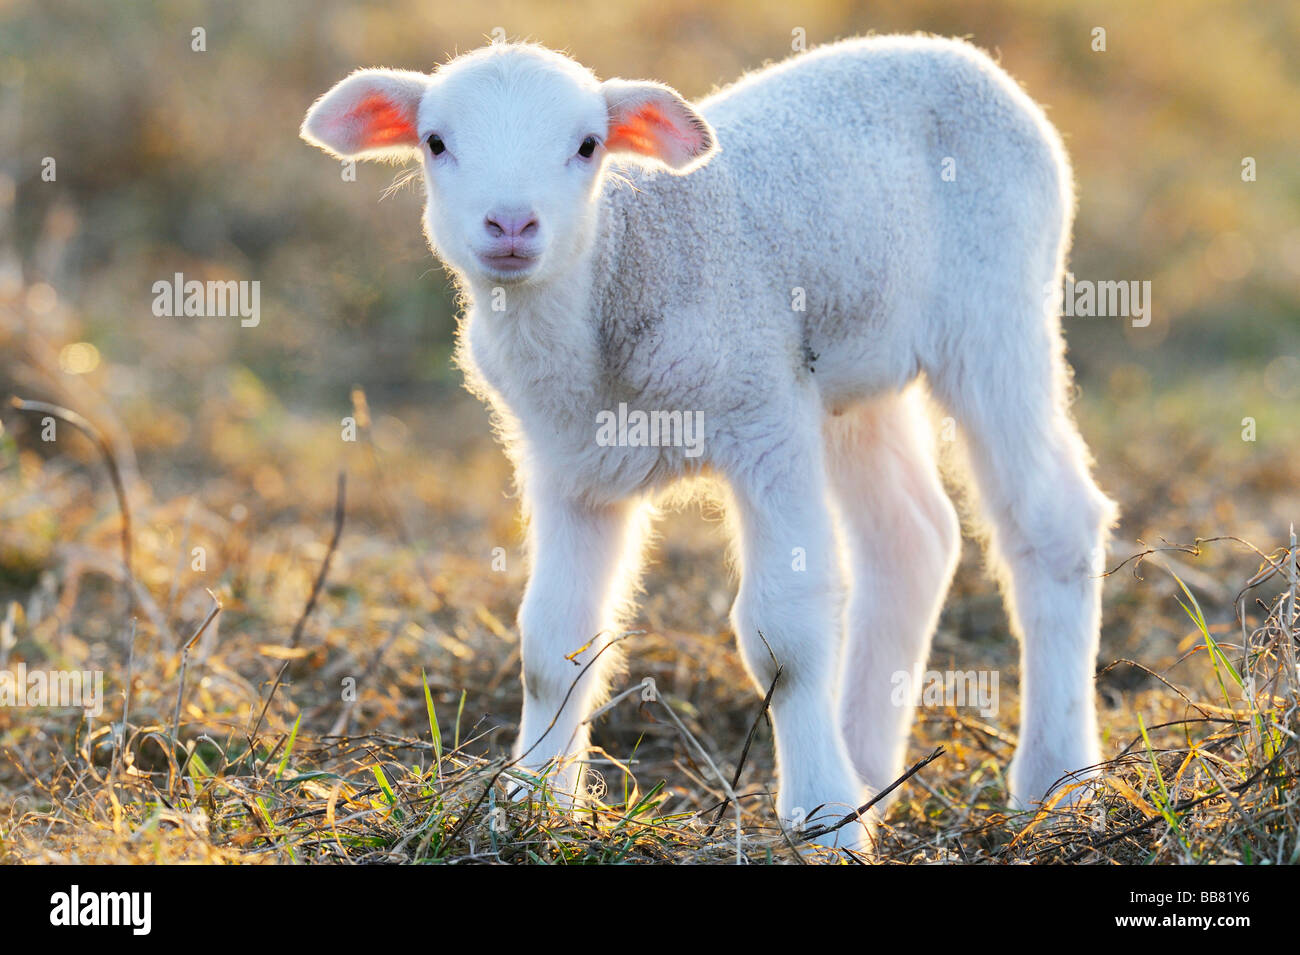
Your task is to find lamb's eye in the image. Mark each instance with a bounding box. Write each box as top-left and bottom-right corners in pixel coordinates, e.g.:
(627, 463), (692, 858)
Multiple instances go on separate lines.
(427, 134), (446, 156)
(577, 135), (598, 159)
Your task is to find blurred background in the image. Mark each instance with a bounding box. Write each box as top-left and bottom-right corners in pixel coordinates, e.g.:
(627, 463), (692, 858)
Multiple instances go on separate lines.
(0, 0), (1298, 848)
(3, 0), (1298, 416)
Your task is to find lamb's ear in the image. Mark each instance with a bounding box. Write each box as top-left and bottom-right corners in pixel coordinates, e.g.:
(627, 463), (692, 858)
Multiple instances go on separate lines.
(600, 79), (717, 173)
(301, 69), (430, 161)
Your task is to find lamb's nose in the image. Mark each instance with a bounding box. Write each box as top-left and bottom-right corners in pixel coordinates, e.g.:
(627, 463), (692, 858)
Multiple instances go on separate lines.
(484, 209), (539, 240)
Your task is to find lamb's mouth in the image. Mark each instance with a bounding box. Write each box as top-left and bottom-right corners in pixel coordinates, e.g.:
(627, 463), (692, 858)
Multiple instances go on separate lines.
(477, 252), (539, 276)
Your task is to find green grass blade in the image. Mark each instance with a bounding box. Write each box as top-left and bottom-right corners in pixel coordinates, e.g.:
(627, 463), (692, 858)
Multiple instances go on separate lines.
(373, 764), (397, 807)
(1137, 712), (1181, 838)
(276, 713), (302, 781)
(422, 669), (442, 770)
(454, 688), (466, 751)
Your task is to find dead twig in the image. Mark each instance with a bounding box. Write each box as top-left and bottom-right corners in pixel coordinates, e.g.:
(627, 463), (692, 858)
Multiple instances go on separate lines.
(289, 471), (347, 650)
(10, 396), (134, 611)
(704, 665), (781, 837)
(800, 746), (945, 843)
(250, 472), (347, 745)
(170, 590), (222, 783)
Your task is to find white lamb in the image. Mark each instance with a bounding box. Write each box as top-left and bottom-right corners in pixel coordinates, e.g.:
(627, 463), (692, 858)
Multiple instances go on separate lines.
(302, 35), (1116, 850)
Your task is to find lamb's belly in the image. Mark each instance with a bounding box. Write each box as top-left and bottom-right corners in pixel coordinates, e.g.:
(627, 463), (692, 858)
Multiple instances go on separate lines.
(804, 306), (919, 413)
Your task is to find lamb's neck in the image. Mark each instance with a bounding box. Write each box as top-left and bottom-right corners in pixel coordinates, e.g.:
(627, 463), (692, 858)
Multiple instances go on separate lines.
(463, 261), (605, 425)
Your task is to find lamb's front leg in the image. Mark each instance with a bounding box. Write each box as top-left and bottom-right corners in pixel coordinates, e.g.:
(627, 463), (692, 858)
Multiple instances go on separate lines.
(727, 430), (869, 850)
(511, 492), (645, 801)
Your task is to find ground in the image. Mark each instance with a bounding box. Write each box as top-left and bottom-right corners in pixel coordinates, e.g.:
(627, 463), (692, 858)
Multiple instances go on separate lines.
(2, 338), (1297, 864)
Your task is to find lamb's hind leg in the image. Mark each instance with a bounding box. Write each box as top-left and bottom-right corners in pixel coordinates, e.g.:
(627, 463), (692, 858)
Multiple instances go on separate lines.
(930, 307), (1116, 809)
(825, 391), (960, 803)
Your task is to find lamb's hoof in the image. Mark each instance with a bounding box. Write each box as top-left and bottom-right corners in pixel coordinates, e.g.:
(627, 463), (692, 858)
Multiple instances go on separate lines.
(500, 763), (585, 807)
(1008, 756), (1103, 814)
(787, 803), (877, 859)
(501, 774), (534, 802)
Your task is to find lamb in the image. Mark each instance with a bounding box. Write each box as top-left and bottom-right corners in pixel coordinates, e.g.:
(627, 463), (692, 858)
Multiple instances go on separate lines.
(302, 35), (1117, 850)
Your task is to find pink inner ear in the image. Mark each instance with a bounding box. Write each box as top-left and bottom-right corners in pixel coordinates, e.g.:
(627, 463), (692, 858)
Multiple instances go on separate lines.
(607, 103), (692, 158)
(347, 92), (417, 148)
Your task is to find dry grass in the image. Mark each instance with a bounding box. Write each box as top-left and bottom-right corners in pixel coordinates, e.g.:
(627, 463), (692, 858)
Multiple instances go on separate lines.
(2, 298), (1298, 865)
(3, 544), (1296, 864)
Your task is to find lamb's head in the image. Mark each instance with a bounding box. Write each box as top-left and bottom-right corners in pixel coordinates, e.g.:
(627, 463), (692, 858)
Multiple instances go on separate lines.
(302, 43), (718, 287)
